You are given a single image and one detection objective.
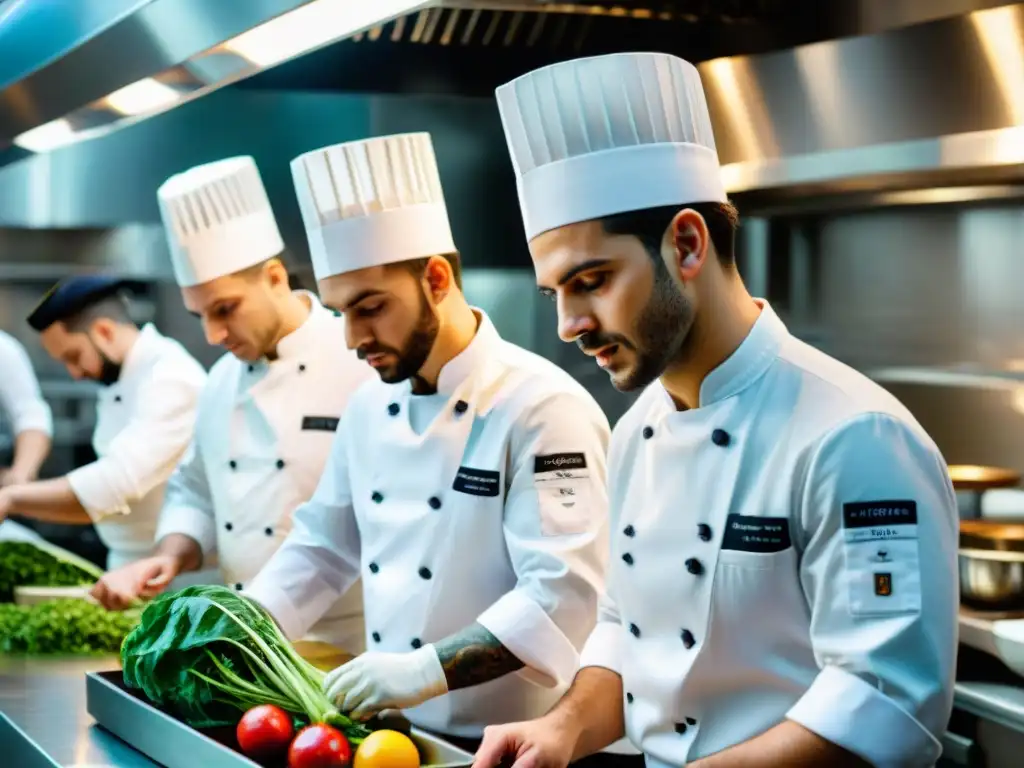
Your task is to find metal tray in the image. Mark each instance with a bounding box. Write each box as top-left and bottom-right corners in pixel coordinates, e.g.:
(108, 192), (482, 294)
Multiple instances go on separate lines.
(85, 671), (474, 767)
(0, 713), (61, 768)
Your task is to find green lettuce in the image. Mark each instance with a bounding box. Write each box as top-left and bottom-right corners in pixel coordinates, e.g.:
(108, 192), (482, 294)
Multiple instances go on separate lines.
(120, 584), (370, 743)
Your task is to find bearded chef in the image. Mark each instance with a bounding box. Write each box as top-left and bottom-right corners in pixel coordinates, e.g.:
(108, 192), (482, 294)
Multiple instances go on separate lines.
(473, 53), (959, 768)
(0, 329), (52, 488)
(244, 132), (638, 765)
(90, 156), (373, 654)
(0, 276), (206, 570)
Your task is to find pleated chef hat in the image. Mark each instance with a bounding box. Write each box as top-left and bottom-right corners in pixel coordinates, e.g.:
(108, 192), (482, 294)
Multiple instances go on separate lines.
(157, 156), (285, 287)
(290, 132), (456, 281)
(495, 52), (727, 241)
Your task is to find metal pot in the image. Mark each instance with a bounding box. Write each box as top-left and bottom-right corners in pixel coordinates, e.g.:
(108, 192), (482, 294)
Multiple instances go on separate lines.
(959, 519), (1024, 610)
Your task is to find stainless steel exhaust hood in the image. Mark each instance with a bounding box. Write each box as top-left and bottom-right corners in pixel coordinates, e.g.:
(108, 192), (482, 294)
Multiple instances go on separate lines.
(0, 0), (434, 161)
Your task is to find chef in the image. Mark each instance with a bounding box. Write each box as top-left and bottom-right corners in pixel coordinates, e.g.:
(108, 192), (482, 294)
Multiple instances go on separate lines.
(474, 52), (959, 768)
(0, 329), (52, 487)
(0, 276), (206, 570)
(90, 156), (372, 655)
(244, 132), (633, 764)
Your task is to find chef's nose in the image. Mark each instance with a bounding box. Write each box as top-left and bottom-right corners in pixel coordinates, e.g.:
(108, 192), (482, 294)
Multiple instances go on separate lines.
(557, 297), (597, 343)
(202, 317), (228, 347)
(345, 320), (370, 352)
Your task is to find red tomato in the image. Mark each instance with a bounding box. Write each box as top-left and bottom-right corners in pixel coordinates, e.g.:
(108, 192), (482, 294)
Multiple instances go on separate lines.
(288, 723), (352, 768)
(236, 704), (295, 759)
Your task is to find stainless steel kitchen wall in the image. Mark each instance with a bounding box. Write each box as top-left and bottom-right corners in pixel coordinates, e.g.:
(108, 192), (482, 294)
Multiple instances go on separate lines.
(769, 201), (1024, 481)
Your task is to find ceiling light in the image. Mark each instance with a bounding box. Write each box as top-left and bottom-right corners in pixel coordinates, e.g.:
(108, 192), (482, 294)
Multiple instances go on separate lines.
(12, 118), (78, 152)
(224, 0), (429, 67)
(104, 77), (179, 116)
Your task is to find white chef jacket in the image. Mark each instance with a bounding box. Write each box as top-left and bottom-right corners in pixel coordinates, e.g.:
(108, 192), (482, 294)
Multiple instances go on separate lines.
(0, 330), (53, 446)
(245, 310), (612, 739)
(156, 292), (374, 654)
(66, 323), (206, 570)
(579, 300), (958, 768)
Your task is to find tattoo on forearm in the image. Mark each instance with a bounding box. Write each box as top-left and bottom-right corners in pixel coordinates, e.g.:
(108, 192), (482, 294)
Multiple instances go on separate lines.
(433, 622), (524, 691)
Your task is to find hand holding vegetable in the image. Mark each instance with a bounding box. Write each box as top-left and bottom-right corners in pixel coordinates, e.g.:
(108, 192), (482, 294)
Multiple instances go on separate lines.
(90, 554), (179, 610)
(323, 648), (448, 720)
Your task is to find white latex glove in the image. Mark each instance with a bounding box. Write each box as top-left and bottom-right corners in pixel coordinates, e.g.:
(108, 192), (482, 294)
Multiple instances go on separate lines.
(323, 647), (448, 719)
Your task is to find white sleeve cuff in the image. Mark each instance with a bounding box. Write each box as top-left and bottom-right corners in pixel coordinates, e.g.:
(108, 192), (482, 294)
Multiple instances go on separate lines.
(13, 402), (53, 437)
(786, 665), (942, 768)
(155, 504), (217, 555)
(477, 589), (580, 689)
(242, 581), (307, 641)
(578, 620), (625, 676)
(67, 462), (130, 522)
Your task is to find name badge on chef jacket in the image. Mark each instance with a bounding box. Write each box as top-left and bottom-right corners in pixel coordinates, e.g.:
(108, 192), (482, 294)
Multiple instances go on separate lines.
(721, 514), (792, 553)
(842, 500), (922, 617)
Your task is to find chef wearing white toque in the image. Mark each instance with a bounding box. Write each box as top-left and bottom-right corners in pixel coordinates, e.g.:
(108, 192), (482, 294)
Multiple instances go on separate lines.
(244, 132), (637, 763)
(91, 156), (372, 655)
(473, 52), (959, 768)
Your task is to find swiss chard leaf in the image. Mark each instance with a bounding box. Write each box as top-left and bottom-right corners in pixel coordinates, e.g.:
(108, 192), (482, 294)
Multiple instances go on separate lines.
(120, 585), (369, 742)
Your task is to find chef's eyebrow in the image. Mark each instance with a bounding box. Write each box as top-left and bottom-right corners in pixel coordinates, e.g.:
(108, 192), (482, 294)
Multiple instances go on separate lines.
(538, 259), (611, 295)
(342, 289), (387, 310)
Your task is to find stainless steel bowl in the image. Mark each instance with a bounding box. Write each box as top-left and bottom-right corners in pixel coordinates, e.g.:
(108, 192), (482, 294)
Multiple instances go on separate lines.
(959, 552), (1024, 610)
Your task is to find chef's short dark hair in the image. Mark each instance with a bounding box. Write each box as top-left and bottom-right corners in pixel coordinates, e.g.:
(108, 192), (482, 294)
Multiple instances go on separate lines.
(396, 252), (463, 291)
(64, 294), (135, 332)
(599, 201), (740, 267)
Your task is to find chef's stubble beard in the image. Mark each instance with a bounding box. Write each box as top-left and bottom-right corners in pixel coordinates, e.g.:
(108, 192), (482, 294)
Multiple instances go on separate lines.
(379, 287), (441, 390)
(616, 262), (696, 393)
(86, 335), (122, 386)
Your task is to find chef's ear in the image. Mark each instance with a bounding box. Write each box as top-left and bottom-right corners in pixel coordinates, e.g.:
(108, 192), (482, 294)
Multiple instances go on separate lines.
(669, 208), (710, 282)
(422, 255), (453, 302)
(88, 317), (118, 344)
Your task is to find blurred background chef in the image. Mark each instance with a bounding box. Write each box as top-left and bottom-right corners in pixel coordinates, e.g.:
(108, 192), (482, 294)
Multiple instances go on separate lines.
(0, 276), (206, 570)
(245, 133), (639, 764)
(90, 156), (373, 655)
(0, 329), (52, 488)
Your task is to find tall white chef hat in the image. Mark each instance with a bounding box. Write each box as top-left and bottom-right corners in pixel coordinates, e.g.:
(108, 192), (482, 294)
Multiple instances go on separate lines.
(495, 52), (727, 241)
(290, 132), (456, 282)
(157, 156), (285, 287)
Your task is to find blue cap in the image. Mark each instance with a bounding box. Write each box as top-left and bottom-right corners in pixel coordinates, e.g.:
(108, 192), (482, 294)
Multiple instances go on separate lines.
(26, 275), (144, 332)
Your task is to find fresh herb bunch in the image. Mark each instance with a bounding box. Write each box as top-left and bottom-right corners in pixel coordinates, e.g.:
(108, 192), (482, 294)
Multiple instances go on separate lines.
(0, 541), (102, 601)
(120, 585), (371, 744)
(0, 599), (140, 655)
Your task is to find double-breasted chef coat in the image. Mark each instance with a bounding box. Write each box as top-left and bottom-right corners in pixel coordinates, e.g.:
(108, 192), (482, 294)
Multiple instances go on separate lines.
(0, 330), (53, 466)
(578, 300), (959, 768)
(246, 310), (613, 739)
(156, 292), (375, 653)
(66, 323), (206, 570)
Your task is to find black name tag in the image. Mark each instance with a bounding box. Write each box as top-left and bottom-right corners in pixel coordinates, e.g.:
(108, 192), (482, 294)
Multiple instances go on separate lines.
(302, 416), (340, 432)
(721, 514), (792, 553)
(843, 500), (917, 529)
(452, 466), (500, 497)
(534, 453), (587, 473)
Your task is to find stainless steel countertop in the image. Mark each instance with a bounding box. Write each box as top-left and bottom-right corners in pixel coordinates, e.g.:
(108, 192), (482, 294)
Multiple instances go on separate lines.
(2, 653), (1024, 765)
(0, 655), (157, 767)
(955, 680), (1024, 733)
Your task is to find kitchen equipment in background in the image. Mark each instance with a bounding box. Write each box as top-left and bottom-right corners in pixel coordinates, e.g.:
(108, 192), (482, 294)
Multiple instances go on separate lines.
(950, 465), (1022, 519)
(960, 519), (1024, 610)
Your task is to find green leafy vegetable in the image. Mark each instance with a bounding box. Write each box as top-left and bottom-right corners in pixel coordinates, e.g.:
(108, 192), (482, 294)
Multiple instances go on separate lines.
(120, 584), (370, 744)
(0, 599), (140, 655)
(0, 541), (103, 602)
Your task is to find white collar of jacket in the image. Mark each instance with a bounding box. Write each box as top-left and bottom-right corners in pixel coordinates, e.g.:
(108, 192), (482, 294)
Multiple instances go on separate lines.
(407, 307), (501, 397)
(112, 323), (163, 389)
(263, 290), (334, 364)
(656, 298), (788, 410)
